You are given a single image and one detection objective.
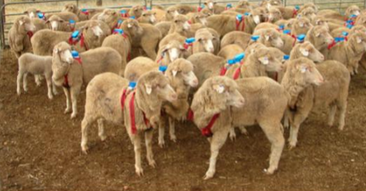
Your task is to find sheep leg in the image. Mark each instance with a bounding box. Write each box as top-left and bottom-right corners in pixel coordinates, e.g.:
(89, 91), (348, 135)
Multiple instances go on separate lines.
(35, 75), (42, 86)
(70, 86), (81, 119)
(45, 75), (53, 100)
(283, 112), (290, 128)
(23, 73), (29, 92)
(288, 112), (307, 149)
(145, 130), (156, 168)
(169, 117), (177, 142)
(229, 127), (236, 141)
(97, 119), (107, 141)
(327, 104), (337, 127)
(142, 44), (157, 60)
(63, 87), (72, 114)
(259, 122), (285, 175)
(81, 115), (96, 154)
(204, 129), (228, 180)
(158, 118), (166, 148)
(17, 71), (23, 95)
(131, 134), (144, 176)
(337, 102), (347, 131)
(238, 126), (248, 135)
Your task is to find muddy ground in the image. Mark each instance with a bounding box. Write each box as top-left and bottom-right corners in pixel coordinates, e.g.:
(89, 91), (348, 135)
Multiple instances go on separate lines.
(1, 49), (366, 191)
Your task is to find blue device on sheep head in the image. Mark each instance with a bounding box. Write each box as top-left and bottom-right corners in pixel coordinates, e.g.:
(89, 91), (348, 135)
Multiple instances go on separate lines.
(251, 35), (260, 41)
(244, 12), (250, 16)
(114, 29), (124, 34)
(159, 65), (168, 73)
(71, 31), (80, 39)
(81, 8), (88, 12)
(146, 7), (151, 10)
(234, 53), (245, 62)
(283, 55), (290, 61)
(278, 25), (285, 30)
(236, 14), (243, 21)
(130, 16), (136, 19)
(69, 19), (76, 24)
(118, 19), (123, 25)
(297, 34), (305, 42)
(226, 3), (232, 8)
(283, 29), (291, 34)
(342, 31), (348, 36)
(71, 50), (80, 58)
(295, 5), (300, 10)
(120, 10), (126, 14)
(185, 38), (196, 44)
(227, 59), (236, 65)
(128, 81), (137, 89)
(37, 12), (44, 19)
(334, 37), (345, 42)
(349, 14), (357, 18)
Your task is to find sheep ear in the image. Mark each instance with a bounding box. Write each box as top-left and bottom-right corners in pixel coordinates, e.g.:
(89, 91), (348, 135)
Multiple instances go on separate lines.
(145, 84), (152, 95)
(300, 48), (309, 56)
(298, 65), (308, 73)
(172, 70), (178, 77)
(19, 20), (24, 25)
(299, 22), (304, 28)
(356, 36), (362, 44)
(213, 84), (225, 94)
(265, 35), (270, 41)
(259, 57), (269, 65)
(53, 48), (59, 53)
(127, 23), (132, 28)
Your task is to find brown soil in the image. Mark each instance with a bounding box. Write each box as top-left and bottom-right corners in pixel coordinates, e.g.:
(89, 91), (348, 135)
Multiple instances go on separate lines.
(1, 49), (366, 191)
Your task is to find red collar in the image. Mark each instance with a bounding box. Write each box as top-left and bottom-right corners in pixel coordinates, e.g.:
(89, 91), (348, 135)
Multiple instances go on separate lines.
(68, 32), (88, 50)
(232, 61), (244, 80)
(235, 16), (245, 31)
(220, 66), (228, 76)
(293, 9), (298, 18)
(121, 89), (151, 134)
(187, 109), (220, 137)
(26, 31), (33, 39)
(63, 59), (82, 88)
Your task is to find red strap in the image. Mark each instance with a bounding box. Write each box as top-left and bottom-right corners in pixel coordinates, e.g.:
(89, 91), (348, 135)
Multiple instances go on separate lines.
(187, 108), (194, 121)
(81, 10), (90, 15)
(201, 113), (220, 137)
(293, 9), (298, 18)
(327, 40), (336, 50)
(290, 34), (297, 47)
(121, 89), (128, 110)
(27, 31), (33, 39)
(121, 12), (130, 18)
(129, 92), (137, 134)
(68, 33), (88, 50)
(220, 67), (227, 76)
(63, 75), (70, 88)
(156, 55), (164, 64)
(235, 17), (245, 31)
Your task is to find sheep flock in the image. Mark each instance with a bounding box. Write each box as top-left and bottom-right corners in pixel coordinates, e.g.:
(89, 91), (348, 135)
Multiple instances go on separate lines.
(5, 0), (366, 183)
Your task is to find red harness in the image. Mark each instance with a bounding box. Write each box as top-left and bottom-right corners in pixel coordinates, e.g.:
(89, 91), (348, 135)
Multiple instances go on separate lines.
(120, 90), (151, 134)
(26, 31), (33, 39)
(68, 33), (88, 50)
(327, 40), (337, 50)
(292, 9), (298, 18)
(232, 61), (244, 80)
(187, 109), (220, 137)
(63, 57), (82, 88)
(235, 16), (245, 31)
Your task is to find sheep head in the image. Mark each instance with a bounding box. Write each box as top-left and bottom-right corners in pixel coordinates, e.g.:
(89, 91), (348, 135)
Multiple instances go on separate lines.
(345, 5), (360, 17)
(204, 0), (216, 10)
(160, 40), (186, 63)
(308, 25), (333, 50)
(130, 5), (144, 18)
(82, 20), (104, 38)
(122, 19), (143, 37)
(237, 0), (251, 9)
(191, 76), (244, 127)
(193, 12), (208, 26)
(284, 57), (324, 87)
(23, 8), (38, 19)
(251, 47), (283, 72)
(46, 15), (65, 31)
(166, 7), (179, 21)
(298, 7), (317, 22)
(251, 7), (267, 24)
(195, 28), (216, 53)
(51, 42), (74, 82)
(292, 41), (324, 63)
(63, 4), (78, 14)
(348, 28), (366, 52)
(200, 8), (212, 17)
(173, 15), (191, 32)
(16, 16), (36, 33)
(268, 7), (282, 23)
(292, 17), (312, 34)
(140, 10), (157, 24)
(166, 58), (199, 88)
(138, 71), (177, 103)
(97, 9), (118, 24)
(258, 28), (284, 48)
(313, 17), (329, 31)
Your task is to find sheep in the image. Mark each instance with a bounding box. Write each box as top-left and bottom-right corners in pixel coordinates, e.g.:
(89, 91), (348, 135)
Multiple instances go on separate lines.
(206, 13), (259, 36)
(155, 40), (187, 66)
(252, 28), (285, 49)
(31, 18), (47, 32)
(286, 59), (350, 148)
(192, 28), (220, 54)
(128, 5), (145, 18)
(173, 4), (198, 14)
(202, 0), (226, 14)
(268, 7), (283, 23)
(220, 31), (251, 49)
(63, 4), (103, 21)
(46, 15), (75, 32)
(123, 18), (162, 60)
(273, 6), (299, 20)
(17, 53), (58, 99)
(155, 21), (172, 37)
(138, 10), (158, 24)
(312, 16), (343, 32)
(297, 7), (317, 22)
(289, 41), (325, 62)
(317, 5), (360, 22)
(159, 32), (186, 51)
(95, 9), (121, 32)
(326, 28), (366, 74)
(80, 71), (177, 176)
(168, 14), (204, 38)
(232, 0), (252, 13)
(23, 8), (39, 19)
(165, 6), (180, 21)
(101, 29), (132, 76)
(51, 42), (122, 118)
(275, 18), (295, 30)
(187, 12), (209, 26)
(298, 2), (318, 13)
(45, 12), (79, 23)
(291, 17), (313, 36)
(31, 20), (107, 56)
(217, 44), (244, 60)
(8, 16), (36, 58)
(304, 25), (334, 55)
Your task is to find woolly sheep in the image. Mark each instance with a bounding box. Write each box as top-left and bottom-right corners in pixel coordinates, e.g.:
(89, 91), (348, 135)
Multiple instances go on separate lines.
(80, 71), (177, 176)
(168, 14), (204, 38)
(192, 28), (219, 54)
(8, 16), (36, 58)
(17, 53), (58, 99)
(202, 0), (226, 14)
(220, 31), (251, 50)
(51, 42), (121, 118)
(217, 44), (244, 60)
(63, 4), (103, 21)
(207, 13), (258, 36)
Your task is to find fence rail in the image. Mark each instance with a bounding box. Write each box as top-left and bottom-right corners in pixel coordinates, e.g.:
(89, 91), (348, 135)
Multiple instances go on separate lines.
(1, 0), (366, 49)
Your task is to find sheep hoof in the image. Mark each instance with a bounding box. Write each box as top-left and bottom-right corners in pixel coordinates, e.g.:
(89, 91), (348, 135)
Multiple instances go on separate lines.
(48, 95), (53, 100)
(203, 173), (214, 180)
(135, 167), (144, 177)
(149, 160), (157, 168)
(158, 141), (165, 148)
(17, 91), (21, 96)
(64, 108), (71, 114)
(81, 145), (89, 154)
(338, 126), (344, 131)
(288, 144), (296, 150)
(229, 132), (236, 141)
(239, 127), (248, 135)
(71, 113), (77, 119)
(100, 135), (107, 141)
(170, 136), (177, 143)
(263, 168), (275, 175)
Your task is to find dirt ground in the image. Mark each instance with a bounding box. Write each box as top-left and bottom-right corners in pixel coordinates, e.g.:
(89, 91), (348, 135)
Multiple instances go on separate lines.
(0, 49), (366, 191)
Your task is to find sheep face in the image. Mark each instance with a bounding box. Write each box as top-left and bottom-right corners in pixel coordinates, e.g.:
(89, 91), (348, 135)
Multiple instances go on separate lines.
(123, 19), (143, 36)
(197, 35), (215, 53)
(166, 59), (199, 88)
(268, 7), (282, 23)
(200, 9), (212, 17)
(97, 9), (117, 23)
(140, 71), (177, 103)
(166, 7), (180, 21)
(24, 8), (38, 19)
(83, 20), (104, 38)
(17, 16), (36, 32)
(346, 5), (360, 16)
(314, 17), (329, 31)
(161, 40), (186, 62)
(297, 42), (324, 63)
(193, 12), (208, 26)
(269, 0), (282, 6)
(251, 7), (267, 24)
(299, 7), (317, 21)
(131, 5), (144, 18)
(46, 15), (64, 31)
(141, 11), (157, 24)
(53, 42), (74, 64)
(311, 26), (333, 49)
(204, 0), (216, 10)
(254, 48), (283, 72)
(173, 15), (191, 31)
(207, 77), (245, 109)
(237, 0), (251, 9)
(351, 31), (366, 51)
(63, 4), (77, 14)
(293, 17), (312, 34)
(262, 29), (284, 48)
(288, 58), (324, 86)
